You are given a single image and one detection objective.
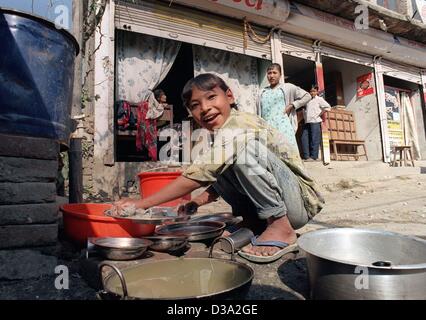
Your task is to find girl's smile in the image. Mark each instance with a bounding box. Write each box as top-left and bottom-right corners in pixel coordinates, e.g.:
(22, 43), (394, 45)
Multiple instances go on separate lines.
(188, 86), (235, 131)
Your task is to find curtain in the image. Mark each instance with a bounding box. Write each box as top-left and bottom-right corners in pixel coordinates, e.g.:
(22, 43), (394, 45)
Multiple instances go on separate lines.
(193, 46), (259, 114)
(116, 31), (181, 104)
(401, 92), (421, 160)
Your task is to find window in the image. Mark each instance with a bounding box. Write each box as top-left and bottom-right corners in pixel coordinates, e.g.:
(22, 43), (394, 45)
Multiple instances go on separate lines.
(376, 0), (399, 12)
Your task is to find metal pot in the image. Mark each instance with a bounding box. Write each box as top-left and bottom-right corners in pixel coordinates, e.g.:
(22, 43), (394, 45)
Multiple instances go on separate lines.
(298, 228), (426, 300)
(91, 237), (152, 261)
(97, 243), (254, 300)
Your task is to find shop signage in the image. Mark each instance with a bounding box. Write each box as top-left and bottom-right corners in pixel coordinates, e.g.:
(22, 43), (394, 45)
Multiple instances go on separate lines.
(173, 0), (290, 27)
(357, 73), (375, 98)
(385, 87), (404, 150)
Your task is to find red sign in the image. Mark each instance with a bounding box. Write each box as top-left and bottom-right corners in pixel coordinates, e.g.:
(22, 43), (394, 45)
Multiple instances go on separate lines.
(357, 73), (375, 98)
(174, 0), (290, 27)
(210, 0), (264, 10)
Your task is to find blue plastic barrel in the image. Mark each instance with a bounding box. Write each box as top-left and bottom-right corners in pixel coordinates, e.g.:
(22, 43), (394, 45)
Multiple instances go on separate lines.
(0, 8), (79, 147)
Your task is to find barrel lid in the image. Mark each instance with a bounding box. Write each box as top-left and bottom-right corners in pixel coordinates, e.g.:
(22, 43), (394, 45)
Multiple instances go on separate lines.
(0, 7), (80, 56)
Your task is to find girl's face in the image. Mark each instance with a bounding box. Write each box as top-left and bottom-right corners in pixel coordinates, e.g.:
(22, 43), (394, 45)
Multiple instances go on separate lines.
(267, 68), (281, 87)
(187, 85), (234, 131)
(310, 89), (318, 97)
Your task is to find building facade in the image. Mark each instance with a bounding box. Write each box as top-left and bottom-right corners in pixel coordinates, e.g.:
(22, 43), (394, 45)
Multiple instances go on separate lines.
(82, 0), (426, 197)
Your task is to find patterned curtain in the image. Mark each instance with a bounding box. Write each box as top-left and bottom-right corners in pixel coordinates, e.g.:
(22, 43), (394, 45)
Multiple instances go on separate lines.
(116, 31), (181, 104)
(193, 46), (260, 114)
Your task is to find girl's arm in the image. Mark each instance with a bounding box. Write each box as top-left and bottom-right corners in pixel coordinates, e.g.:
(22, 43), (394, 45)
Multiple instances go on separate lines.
(114, 176), (205, 211)
(178, 185), (219, 214)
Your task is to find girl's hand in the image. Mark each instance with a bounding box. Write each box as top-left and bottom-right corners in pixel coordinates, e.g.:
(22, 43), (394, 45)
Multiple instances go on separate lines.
(177, 200), (199, 216)
(111, 198), (144, 217)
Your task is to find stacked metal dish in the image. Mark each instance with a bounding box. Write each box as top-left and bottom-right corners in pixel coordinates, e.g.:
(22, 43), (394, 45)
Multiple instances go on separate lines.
(189, 213), (243, 226)
(155, 221), (226, 241)
(142, 235), (188, 253)
(90, 237), (152, 261)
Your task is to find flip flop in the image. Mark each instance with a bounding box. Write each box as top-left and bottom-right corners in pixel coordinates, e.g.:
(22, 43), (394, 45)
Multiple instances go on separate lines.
(238, 236), (299, 264)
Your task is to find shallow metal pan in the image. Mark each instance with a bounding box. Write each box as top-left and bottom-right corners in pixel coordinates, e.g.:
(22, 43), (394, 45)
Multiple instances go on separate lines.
(141, 235), (189, 253)
(155, 221), (226, 241)
(90, 237), (152, 261)
(189, 212), (243, 226)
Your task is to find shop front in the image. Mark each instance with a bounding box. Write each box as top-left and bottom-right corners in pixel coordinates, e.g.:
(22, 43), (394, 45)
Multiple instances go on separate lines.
(90, 0), (426, 196)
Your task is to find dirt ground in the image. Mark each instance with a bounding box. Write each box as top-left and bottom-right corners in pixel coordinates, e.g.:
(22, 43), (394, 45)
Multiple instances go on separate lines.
(1, 165), (426, 300)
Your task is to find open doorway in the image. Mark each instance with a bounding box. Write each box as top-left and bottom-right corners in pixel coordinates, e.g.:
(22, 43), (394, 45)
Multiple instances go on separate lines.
(282, 54), (316, 156)
(115, 42), (194, 162)
(322, 56), (382, 161)
(383, 75), (425, 160)
(157, 43), (194, 124)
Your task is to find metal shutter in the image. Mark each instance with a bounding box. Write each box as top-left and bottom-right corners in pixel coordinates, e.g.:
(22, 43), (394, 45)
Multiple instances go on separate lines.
(380, 60), (422, 84)
(320, 44), (374, 67)
(280, 33), (315, 61)
(115, 0), (272, 60)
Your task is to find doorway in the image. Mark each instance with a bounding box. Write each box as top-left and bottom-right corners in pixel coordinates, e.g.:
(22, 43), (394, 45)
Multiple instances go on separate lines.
(383, 75), (425, 160)
(322, 56), (382, 160)
(282, 54), (316, 156)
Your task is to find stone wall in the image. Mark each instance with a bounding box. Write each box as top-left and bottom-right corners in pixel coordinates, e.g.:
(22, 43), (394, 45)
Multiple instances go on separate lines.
(0, 134), (60, 280)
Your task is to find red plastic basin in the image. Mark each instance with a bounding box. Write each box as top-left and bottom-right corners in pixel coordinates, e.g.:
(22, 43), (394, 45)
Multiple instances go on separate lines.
(61, 203), (155, 245)
(138, 171), (191, 207)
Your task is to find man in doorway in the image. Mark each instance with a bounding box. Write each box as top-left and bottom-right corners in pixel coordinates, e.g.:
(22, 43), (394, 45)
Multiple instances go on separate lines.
(301, 85), (331, 161)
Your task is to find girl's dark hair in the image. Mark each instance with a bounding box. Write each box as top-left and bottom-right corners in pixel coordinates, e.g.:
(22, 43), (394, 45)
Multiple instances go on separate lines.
(182, 73), (238, 110)
(267, 63), (282, 74)
(153, 89), (165, 102)
(311, 85), (319, 91)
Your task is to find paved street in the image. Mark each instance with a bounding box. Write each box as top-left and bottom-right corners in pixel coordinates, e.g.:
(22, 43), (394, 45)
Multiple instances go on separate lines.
(1, 161), (425, 300)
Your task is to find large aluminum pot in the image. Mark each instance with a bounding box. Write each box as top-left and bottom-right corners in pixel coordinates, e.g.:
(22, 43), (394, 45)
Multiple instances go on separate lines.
(98, 241), (254, 300)
(298, 228), (426, 300)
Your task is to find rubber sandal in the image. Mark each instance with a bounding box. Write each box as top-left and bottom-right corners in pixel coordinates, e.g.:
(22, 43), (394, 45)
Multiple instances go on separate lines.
(238, 236), (299, 264)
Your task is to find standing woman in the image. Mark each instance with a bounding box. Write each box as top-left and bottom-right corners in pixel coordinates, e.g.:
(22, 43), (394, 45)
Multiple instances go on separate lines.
(258, 63), (311, 148)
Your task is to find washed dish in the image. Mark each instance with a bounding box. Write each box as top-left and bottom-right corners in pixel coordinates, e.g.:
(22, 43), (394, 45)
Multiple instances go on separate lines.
(142, 235), (188, 253)
(90, 237), (152, 261)
(155, 221), (226, 241)
(190, 213), (243, 226)
(105, 206), (188, 225)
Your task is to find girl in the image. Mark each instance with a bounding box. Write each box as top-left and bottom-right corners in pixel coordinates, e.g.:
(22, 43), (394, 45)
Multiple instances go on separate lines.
(258, 63), (311, 149)
(114, 73), (324, 263)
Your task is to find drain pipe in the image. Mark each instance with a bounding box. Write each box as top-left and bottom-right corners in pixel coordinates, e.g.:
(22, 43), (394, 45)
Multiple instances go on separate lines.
(69, 114), (85, 203)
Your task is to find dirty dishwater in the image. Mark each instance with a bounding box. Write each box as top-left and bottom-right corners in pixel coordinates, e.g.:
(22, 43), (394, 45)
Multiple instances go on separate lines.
(99, 258), (254, 300)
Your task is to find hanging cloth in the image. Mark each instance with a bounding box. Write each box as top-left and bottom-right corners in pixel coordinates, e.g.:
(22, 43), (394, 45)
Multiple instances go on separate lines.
(136, 101), (158, 161)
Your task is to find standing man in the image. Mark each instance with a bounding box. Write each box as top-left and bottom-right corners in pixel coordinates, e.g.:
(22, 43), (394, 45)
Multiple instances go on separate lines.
(302, 85), (331, 161)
